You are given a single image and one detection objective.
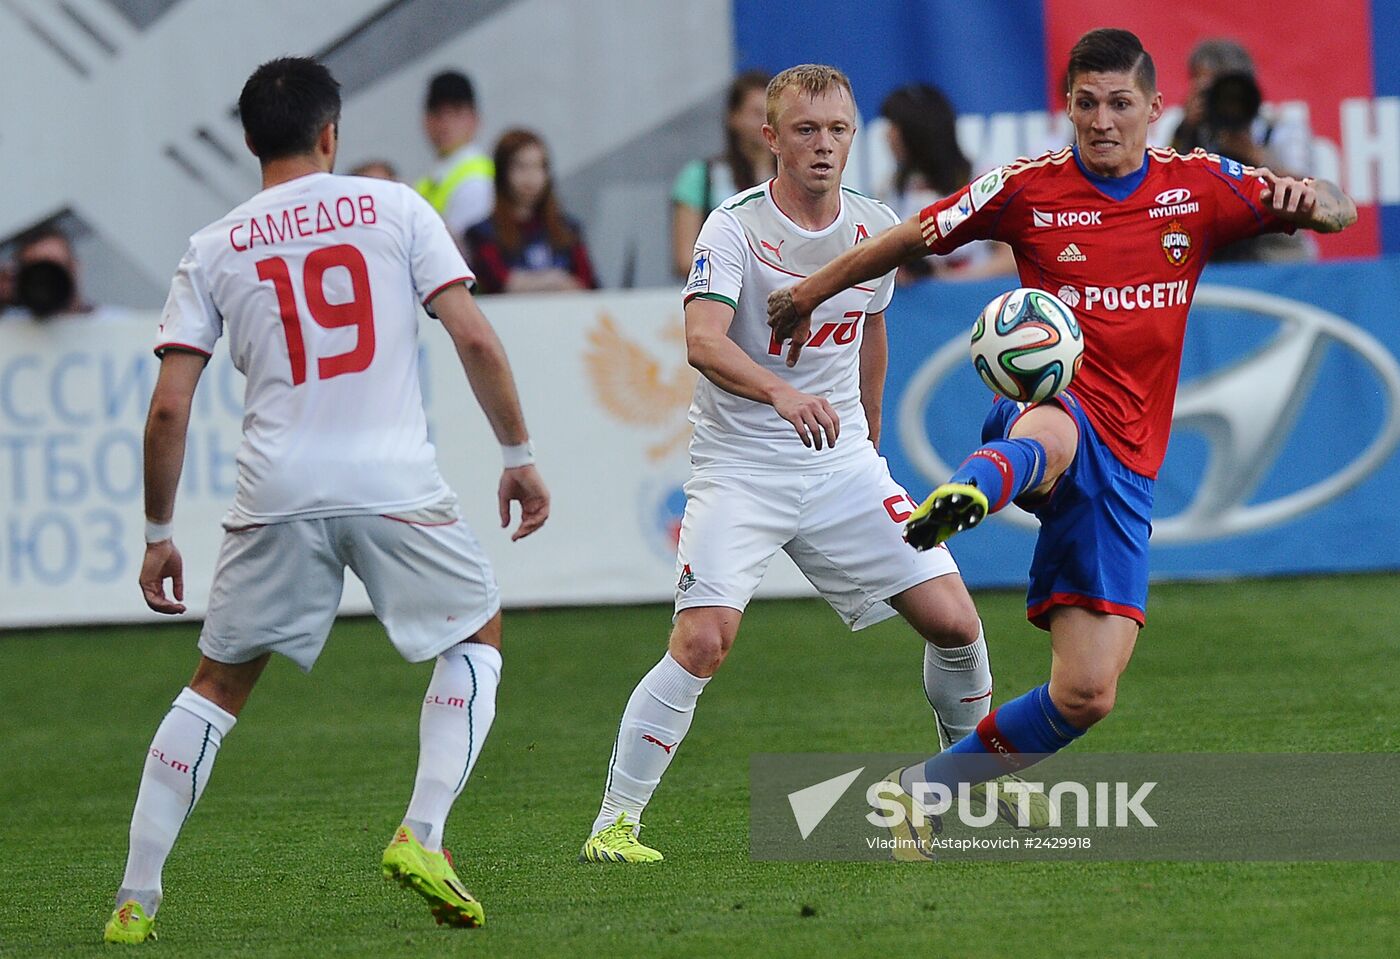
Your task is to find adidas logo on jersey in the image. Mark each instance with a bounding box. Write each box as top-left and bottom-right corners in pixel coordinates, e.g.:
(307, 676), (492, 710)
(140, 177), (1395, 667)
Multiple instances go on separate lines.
(1057, 243), (1087, 262)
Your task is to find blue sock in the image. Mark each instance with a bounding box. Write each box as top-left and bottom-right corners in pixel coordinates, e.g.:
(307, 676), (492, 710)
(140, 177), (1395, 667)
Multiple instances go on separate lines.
(948, 438), (1047, 513)
(907, 684), (1084, 795)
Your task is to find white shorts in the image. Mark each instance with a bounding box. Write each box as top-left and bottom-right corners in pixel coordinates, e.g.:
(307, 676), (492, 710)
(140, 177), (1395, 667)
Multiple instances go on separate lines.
(673, 453), (960, 629)
(199, 501), (500, 672)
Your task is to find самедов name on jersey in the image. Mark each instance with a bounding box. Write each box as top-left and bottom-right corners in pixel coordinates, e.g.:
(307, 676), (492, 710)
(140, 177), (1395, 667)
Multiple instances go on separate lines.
(229, 195), (379, 252)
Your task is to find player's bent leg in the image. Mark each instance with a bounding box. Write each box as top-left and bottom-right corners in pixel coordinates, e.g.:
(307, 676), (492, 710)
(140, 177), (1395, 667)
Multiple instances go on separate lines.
(582, 607), (736, 862)
(400, 614), (502, 851)
(387, 614), (501, 926)
(1008, 402), (1079, 499)
(894, 606), (1137, 833)
(667, 604), (741, 678)
(1046, 606), (1138, 729)
(106, 659), (260, 943)
(905, 402), (1078, 550)
(188, 652), (272, 717)
(888, 574), (980, 648)
(888, 579), (1051, 830)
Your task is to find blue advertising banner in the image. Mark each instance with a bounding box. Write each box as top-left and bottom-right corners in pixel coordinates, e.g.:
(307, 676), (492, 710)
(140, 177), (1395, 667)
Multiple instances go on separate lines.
(882, 257), (1400, 591)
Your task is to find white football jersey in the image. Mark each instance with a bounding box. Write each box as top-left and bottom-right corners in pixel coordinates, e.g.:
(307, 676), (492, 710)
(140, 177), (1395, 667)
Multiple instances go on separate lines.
(157, 172), (474, 524)
(681, 179), (899, 471)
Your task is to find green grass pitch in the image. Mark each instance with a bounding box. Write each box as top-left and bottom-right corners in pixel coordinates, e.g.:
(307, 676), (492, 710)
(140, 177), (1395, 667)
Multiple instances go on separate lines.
(1, 573), (1397, 957)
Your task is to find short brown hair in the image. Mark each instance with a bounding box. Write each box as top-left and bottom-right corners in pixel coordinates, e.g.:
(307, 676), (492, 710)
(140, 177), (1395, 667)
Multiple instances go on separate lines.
(1066, 28), (1156, 94)
(765, 64), (854, 126)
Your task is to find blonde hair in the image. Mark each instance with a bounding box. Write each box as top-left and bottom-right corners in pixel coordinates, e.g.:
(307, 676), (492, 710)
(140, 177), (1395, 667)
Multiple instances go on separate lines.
(765, 63), (854, 126)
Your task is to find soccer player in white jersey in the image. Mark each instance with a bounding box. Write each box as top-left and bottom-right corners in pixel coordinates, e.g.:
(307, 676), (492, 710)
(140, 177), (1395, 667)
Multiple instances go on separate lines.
(580, 65), (1039, 864)
(102, 58), (548, 943)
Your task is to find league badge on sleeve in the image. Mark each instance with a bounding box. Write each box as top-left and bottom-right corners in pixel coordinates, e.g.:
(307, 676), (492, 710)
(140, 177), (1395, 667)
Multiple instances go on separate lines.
(968, 167), (1006, 211)
(684, 249), (712, 295)
(937, 193), (974, 238)
(1220, 156), (1246, 179)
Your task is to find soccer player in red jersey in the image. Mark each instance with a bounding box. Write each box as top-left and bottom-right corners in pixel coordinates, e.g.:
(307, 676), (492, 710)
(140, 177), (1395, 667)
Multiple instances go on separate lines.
(766, 28), (1356, 836)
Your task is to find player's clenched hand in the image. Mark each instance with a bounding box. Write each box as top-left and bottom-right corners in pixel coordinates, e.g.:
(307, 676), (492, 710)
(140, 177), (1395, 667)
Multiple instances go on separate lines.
(499, 465), (550, 542)
(1256, 168), (1317, 220)
(139, 539), (186, 615)
(767, 286), (812, 367)
(773, 387), (839, 450)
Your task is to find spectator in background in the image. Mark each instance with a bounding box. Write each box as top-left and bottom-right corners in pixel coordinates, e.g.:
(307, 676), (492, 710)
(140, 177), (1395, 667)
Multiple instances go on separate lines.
(1169, 38), (1313, 261)
(1170, 39), (1310, 175)
(351, 159), (400, 180)
(670, 70), (775, 278)
(417, 71), (494, 242)
(880, 84), (1015, 283)
(1, 226), (125, 322)
(0, 259), (13, 311)
(464, 129), (599, 295)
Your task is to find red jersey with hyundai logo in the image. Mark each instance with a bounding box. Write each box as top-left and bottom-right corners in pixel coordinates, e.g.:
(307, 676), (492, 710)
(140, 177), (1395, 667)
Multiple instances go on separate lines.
(919, 146), (1293, 477)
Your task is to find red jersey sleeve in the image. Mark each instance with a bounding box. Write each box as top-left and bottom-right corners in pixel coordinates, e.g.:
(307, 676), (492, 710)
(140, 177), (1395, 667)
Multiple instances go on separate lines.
(918, 165), (1021, 255)
(1201, 153), (1296, 249)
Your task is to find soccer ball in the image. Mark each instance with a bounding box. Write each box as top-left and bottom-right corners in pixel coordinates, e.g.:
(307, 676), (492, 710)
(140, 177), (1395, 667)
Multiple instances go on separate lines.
(970, 288), (1084, 404)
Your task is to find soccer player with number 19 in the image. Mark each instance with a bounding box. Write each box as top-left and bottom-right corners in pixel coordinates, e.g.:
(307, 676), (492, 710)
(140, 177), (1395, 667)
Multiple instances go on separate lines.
(103, 58), (548, 942)
(768, 29), (1356, 843)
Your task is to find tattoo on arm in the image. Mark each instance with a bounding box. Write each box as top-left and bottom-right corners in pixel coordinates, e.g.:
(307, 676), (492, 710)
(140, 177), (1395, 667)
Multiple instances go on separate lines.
(1311, 180), (1357, 233)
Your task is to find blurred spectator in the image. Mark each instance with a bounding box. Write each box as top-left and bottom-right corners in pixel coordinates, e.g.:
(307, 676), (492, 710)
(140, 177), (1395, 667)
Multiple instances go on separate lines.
(1169, 38), (1313, 261)
(464, 129), (599, 295)
(1170, 38), (1311, 176)
(670, 70), (775, 278)
(1, 226), (126, 322)
(416, 70), (494, 241)
(351, 159), (399, 180)
(0, 260), (13, 311)
(880, 84), (1015, 282)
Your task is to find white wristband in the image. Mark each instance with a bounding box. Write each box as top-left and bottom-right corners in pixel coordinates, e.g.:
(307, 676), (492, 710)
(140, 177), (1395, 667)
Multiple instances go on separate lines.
(502, 440), (535, 469)
(145, 519), (174, 544)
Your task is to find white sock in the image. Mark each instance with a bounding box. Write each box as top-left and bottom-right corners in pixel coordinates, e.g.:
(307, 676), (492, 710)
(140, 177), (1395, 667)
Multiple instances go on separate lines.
(116, 687), (236, 915)
(402, 641), (501, 853)
(592, 652), (709, 835)
(924, 622), (993, 749)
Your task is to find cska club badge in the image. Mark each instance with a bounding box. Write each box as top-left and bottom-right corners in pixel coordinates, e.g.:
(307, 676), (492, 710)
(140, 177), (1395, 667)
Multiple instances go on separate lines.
(1160, 220), (1191, 267)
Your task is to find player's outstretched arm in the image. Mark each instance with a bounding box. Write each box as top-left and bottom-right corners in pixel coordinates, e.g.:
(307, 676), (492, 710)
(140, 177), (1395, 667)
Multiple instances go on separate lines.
(432, 283), (550, 540)
(1257, 170), (1358, 233)
(767, 216), (925, 364)
(686, 296), (839, 450)
(141, 350), (206, 614)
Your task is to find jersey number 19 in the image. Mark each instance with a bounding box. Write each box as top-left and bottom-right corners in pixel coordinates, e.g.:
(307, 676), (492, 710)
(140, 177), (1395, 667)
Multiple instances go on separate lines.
(256, 243), (375, 386)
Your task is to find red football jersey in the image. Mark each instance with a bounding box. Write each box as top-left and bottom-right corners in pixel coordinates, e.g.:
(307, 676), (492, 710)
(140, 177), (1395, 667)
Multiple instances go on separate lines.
(920, 146), (1292, 477)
